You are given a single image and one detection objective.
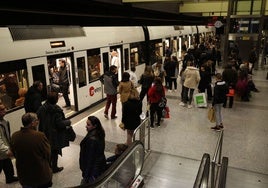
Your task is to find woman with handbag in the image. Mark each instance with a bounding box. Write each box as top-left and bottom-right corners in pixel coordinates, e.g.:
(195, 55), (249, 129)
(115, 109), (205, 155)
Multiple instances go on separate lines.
(148, 77), (166, 128)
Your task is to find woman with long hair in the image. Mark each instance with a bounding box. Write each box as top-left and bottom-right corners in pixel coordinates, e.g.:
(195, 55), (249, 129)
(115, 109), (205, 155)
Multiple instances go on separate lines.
(79, 116), (106, 184)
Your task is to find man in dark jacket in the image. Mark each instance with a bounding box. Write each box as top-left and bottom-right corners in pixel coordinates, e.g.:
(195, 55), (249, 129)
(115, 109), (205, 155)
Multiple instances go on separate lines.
(24, 81), (43, 113)
(37, 92), (71, 173)
(58, 59), (71, 108)
(11, 112), (52, 187)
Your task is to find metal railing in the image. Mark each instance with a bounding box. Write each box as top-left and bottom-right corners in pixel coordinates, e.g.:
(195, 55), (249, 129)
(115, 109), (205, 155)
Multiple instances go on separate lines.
(211, 130), (224, 188)
(133, 117), (151, 158)
(193, 153), (210, 188)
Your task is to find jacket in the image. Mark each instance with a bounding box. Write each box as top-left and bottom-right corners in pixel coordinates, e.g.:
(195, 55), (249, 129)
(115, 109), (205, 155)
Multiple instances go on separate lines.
(37, 102), (70, 152)
(79, 129), (106, 181)
(0, 119), (10, 160)
(11, 127), (52, 187)
(103, 71), (119, 95)
(183, 66), (200, 89)
(119, 81), (132, 103)
(122, 98), (142, 130)
(24, 86), (42, 113)
(148, 85), (165, 104)
(212, 81), (228, 106)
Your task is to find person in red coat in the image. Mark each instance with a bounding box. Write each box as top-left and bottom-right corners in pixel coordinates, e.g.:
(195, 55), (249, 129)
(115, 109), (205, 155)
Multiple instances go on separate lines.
(148, 77), (165, 128)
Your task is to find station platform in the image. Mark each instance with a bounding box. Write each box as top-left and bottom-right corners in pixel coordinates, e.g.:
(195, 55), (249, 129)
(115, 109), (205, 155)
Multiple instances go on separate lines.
(1, 67), (268, 188)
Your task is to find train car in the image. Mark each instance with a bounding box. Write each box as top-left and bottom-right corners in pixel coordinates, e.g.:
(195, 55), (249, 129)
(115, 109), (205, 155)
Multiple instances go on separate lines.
(0, 25), (214, 133)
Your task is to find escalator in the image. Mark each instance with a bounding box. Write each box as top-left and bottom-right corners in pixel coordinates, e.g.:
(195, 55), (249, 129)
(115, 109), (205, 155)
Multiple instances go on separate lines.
(73, 141), (145, 188)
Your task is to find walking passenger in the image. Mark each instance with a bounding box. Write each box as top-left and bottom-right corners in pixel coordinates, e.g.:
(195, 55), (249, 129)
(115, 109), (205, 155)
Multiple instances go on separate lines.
(37, 92), (72, 173)
(11, 112), (52, 188)
(0, 103), (18, 184)
(80, 116), (106, 184)
(102, 65), (119, 119)
(211, 73), (228, 131)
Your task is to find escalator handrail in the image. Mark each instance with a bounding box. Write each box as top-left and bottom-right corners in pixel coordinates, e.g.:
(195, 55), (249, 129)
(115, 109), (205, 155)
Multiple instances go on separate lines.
(193, 153), (210, 188)
(218, 157), (228, 188)
(74, 140), (145, 188)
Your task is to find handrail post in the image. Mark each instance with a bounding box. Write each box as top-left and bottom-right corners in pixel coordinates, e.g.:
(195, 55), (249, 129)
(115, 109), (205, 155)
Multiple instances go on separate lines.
(211, 161), (215, 188)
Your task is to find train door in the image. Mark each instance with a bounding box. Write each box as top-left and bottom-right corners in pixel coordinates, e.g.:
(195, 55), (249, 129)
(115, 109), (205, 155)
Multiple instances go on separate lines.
(46, 54), (75, 113)
(26, 57), (50, 100)
(110, 45), (123, 81)
(100, 47), (110, 98)
(73, 51), (88, 111)
(123, 44), (130, 71)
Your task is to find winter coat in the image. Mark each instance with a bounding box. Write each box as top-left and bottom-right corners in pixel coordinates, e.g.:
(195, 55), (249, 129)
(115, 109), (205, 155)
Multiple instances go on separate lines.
(24, 86), (42, 113)
(198, 69), (211, 91)
(11, 127), (52, 187)
(79, 129), (106, 181)
(103, 71), (119, 95)
(212, 81), (228, 106)
(37, 102), (70, 152)
(122, 98), (142, 130)
(139, 74), (154, 89)
(0, 119), (10, 160)
(222, 68), (238, 87)
(148, 85), (165, 104)
(119, 81), (132, 103)
(183, 66), (200, 89)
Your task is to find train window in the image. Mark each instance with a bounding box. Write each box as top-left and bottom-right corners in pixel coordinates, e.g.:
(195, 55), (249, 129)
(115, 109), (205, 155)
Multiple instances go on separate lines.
(77, 57), (86, 88)
(130, 42), (146, 66)
(149, 39), (163, 64)
(0, 60), (28, 110)
(130, 47), (138, 67)
(87, 49), (101, 82)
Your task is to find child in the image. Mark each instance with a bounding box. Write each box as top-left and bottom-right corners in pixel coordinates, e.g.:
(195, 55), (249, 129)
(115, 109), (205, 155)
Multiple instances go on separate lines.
(106, 144), (128, 169)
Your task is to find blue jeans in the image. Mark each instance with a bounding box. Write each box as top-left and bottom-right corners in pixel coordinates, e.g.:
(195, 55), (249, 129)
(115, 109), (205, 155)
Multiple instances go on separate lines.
(214, 103), (223, 126)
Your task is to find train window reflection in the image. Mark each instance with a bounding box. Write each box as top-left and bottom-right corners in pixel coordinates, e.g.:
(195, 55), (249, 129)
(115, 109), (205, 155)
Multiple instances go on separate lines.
(0, 60), (28, 110)
(77, 57), (86, 88)
(87, 49), (101, 82)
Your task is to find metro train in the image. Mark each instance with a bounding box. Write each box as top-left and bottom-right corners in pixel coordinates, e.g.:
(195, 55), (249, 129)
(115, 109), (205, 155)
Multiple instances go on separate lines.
(0, 25), (214, 132)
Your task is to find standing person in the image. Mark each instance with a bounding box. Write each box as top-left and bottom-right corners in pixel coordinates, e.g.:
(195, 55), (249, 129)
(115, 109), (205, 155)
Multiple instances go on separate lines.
(58, 59), (71, 108)
(122, 90), (142, 145)
(24, 80), (43, 113)
(37, 92), (71, 173)
(148, 77), (165, 128)
(211, 73), (228, 131)
(248, 46), (257, 74)
(222, 63), (238, 108)
(119, 72), (132, 105)
(180, 61), (200, 108)
(164, 55), (179, 92)
(10, 113), (52, 188)
(0, 103), (18, 184)
(198, 64), (212, 101)
(102, 65), (119, 119)
(79, 116), (106, 185)
(128, 67), (138, 88)
(138, 65), (154, 103)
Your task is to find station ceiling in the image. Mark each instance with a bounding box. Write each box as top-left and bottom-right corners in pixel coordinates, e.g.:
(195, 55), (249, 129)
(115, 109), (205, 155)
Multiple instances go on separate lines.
(0, 0), (209, 26)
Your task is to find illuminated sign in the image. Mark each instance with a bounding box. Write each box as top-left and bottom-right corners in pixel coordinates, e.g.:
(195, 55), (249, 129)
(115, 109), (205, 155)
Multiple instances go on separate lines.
(50, 41), (66, 48)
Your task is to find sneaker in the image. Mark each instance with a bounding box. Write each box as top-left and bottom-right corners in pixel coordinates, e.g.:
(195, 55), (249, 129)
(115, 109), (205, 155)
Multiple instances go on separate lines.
(187, 105), (193, 109)
(156, 123), (160, 127)
(168, 90), (172, 93)
(111, 116), (117, 119)
(219, 124), (224, 129)
(179, 102), (186, 107)
(150, 125), (154, 129)
(104, 114), (109, 119)
(211, 126), (221, 131)
(174, 90), (177, 92)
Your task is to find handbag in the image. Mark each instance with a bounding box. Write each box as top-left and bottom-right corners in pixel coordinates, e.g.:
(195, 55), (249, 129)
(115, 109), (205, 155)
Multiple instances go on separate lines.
(158, 97), (167, 108)
(162, 106), (170, 118)
(207, 107), (215, 123)
(66, 126), (76, 142)
(129, 84), (140, 100)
